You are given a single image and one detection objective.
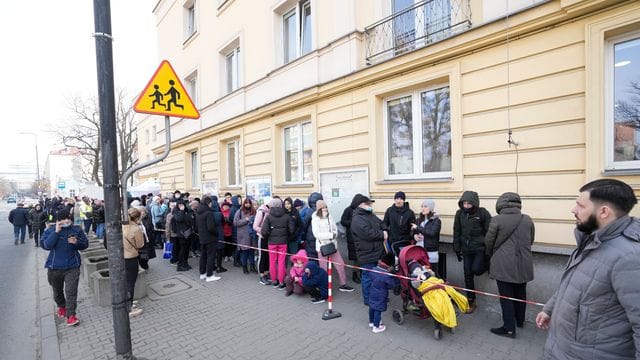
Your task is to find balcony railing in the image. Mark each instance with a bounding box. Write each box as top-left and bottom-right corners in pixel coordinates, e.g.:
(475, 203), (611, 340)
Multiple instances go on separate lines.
(364, 0), (472, 64)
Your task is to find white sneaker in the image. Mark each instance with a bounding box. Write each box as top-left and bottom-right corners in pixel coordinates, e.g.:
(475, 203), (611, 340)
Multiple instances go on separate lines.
(199, 274), (206, 280)
(206, 275), (221, 282)
(129, 306), (143, 317)
(368, 322), (382, 328)
(372, 325), (386, 333)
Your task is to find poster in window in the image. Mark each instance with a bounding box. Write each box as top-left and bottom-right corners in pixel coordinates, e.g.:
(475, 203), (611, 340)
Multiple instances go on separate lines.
(202, 181), (219, 197)
(245, 176), (272, 205)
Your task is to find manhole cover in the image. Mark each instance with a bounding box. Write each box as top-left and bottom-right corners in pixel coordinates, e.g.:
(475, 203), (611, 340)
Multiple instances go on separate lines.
(147, 275), (202, 301)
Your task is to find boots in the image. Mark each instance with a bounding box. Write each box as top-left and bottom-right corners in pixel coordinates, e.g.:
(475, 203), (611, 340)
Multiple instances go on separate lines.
(250, 264), (258, 273)
(243, 265), (250, 274)
(216, 253), (227, 273)
(352, 270), (362, 284)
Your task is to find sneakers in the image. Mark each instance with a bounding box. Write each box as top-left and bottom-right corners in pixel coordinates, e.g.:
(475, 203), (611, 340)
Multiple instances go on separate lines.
(277, 283), (286, 290)
(339, 285), (355, 292)
(368, 322), (382, 328)
(311, 297), (326, 304)
(129, 305), (143, 318)
(199, 274), (207, 280)
(259, 276), (272, 285)
(372, 325), (386, 333)
(66, 315), (80, 326)
(490, 326), (516, 338)
(57, 307), (66, 318)
(272, 281), (280, 288)
(206, 275), (221, 282)
(170, 261), (178, 266)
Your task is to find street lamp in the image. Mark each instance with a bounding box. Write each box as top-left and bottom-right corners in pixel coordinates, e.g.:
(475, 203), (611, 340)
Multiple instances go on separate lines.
(20, 132), (41, 194)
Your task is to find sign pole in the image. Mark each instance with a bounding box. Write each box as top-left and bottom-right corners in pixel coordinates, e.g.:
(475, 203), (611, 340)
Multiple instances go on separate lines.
(92, 0), (132, 358)
(121, 116), (171, 222)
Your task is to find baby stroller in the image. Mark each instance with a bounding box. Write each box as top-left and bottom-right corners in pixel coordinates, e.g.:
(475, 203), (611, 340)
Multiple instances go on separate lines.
(392, 245), (456, 340)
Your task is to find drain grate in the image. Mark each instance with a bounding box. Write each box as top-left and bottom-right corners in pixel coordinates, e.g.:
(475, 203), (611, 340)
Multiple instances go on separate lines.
(147, 274), (202, 301)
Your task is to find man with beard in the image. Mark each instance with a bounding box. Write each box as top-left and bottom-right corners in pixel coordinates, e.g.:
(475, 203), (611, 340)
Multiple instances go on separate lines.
(536, 179), (640, 359)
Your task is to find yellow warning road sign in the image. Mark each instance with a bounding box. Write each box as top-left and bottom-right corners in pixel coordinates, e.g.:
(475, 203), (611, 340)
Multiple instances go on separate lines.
(134, 60), (200, 119)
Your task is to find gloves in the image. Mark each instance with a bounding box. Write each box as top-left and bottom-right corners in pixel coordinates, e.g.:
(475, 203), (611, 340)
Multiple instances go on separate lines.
(456, 252), (463, 262)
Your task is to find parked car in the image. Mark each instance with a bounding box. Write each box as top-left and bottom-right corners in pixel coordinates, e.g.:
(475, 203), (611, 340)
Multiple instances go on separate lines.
(6, 197), (16, 203)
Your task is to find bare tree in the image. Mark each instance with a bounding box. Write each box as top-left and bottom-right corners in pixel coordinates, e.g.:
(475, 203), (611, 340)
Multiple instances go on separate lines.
(51, 89), (138, 187)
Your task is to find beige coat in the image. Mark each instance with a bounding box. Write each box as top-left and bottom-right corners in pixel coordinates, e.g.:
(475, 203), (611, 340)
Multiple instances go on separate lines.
(123, 222), (145, 259)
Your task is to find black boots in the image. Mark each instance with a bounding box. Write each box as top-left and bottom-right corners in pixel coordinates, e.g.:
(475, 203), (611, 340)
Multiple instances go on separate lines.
(352, 270), (362, 284)
(216, 253), (227, 273)
(243, 265), (250, 274)
(249, 264), (258, 273)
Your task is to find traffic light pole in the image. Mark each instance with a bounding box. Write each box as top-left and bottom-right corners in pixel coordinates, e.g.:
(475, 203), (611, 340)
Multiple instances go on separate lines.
(92, 0), (133, 358)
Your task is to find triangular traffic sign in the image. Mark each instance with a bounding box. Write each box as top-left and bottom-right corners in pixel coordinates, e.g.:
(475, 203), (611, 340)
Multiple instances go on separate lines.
(134, 60), (200, 119)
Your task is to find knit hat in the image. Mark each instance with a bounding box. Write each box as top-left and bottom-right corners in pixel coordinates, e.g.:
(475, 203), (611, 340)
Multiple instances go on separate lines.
(268, 198), (282, 208)
(422, 199), (436, 211)
(293, 198), (304, 208)
(394, 191), (406, 201)
(315, 199), (327, 210)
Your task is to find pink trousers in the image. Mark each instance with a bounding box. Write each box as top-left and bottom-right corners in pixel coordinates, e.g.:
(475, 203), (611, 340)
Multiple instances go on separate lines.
(268, 244), (287, 283)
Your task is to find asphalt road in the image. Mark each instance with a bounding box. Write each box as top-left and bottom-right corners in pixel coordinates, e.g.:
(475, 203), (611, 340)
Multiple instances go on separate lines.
(0, 202), (38, 359)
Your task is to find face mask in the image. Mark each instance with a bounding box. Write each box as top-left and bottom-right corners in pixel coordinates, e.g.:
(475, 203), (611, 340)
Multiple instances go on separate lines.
(175, 194), (181, 199)
(463, 207), (473, 214)
(61, 223), (71, 228)
(366, 206), (373, 213)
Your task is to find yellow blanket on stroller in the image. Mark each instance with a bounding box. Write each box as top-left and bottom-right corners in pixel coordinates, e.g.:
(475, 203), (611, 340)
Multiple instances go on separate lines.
(418, 277), (469, 328)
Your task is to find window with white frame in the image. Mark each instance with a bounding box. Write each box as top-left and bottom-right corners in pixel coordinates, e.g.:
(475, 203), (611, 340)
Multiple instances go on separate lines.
(284, 121), (313, 182)
(152, 125), (157, 142)
(225, 47), (240, 94)
(606, 32), (640, 170)
(184, 1), (197, 39)
(190, 150), (200, 188)
(186, 71), (198, 107)
(227, 141), (240, 186)
(145, 129), (150, 144)
(282, 0), (312, 64)
(384, 85), (451, 178)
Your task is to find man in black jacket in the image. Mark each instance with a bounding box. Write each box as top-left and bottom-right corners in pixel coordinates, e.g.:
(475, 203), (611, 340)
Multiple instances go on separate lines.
(9, 203), (30, 245)
(383, 191), (416, 254)
(341, 193), (367, 284)
(453, 190), (491, 312)
(195, 197), (222, 282)
(92, 200), (105, 239)
(350, 196), (388, 306)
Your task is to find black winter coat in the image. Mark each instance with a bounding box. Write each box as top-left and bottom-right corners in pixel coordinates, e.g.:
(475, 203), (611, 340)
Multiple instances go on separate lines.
(29, 208), (48, 230)
(341, 194), (368, 261)
(92, 205), (105, 224)
(351, 208), (386, 265)
(196, 203), (219, 245)
(8, 207), (30, 226)
(412, 215), (441, 252)
(383, 202), (416, 244)
(453, 191), (491, 255)
(171, 208), (192, 238)
(261, 207), (294, 245)
(285, 206), (302, 242)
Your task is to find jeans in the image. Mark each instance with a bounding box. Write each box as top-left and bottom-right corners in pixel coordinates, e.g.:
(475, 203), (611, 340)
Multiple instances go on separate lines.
(239, 249), (255, 266)
(318, 250), (347, 286)
(33, 227), (45, 246)
(463, 251), (485, 301)
(496, 280), (527, 332)
(268, 244), (287, 283)
(47, 267), (80, 317)
(83, 219), (92, 234)
(199, 242), (217, 277)
(360, 262), (377, 305)
(95, 223), (105, 239)
(369, 307), (382, 327)
(13, 224), (27, 242)
(124, 258), (139, 308)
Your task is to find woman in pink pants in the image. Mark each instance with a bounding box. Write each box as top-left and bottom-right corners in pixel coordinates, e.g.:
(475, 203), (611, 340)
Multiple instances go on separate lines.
(312, 200), (355, 292)
(260, 198), (294, 289)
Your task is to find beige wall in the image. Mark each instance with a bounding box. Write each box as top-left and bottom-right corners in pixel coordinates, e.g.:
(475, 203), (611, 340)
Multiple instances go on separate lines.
(138, 0), (640, 249)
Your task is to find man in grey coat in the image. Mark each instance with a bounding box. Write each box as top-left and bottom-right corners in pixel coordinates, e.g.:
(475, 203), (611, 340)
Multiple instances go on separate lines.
(536, 179), (640, 359)
(485, 192), (535, 338)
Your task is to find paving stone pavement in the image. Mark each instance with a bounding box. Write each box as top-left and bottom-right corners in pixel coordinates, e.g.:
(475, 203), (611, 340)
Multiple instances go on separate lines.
(37, 248), (548, 360)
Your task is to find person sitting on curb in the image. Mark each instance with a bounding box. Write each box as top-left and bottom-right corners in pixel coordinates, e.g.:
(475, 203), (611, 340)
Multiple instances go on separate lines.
(302, 261), (328, 304)
(284, 249), (308, 297)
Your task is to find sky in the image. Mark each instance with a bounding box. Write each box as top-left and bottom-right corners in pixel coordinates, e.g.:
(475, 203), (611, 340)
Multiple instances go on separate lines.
(0, 1), (157, 175)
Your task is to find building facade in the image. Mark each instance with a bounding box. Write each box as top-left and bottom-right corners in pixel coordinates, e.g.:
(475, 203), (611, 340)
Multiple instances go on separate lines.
(136, 0), (640, 254)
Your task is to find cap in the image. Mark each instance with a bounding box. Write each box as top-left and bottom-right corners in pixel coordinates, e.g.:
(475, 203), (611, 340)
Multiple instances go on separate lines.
(394, 191), (406, 201)
(358, 196), (375, 205)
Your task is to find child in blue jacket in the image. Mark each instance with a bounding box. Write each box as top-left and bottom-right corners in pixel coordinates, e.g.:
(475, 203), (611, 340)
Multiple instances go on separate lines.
(368, 252), (399, 333)
(302, 261), (328, 304)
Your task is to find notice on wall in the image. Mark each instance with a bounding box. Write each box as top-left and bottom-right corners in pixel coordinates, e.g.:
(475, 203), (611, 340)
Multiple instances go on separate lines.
(245, 177), (272, 205)
(319, 169), (369, 222)
(202, 181), (219, 197)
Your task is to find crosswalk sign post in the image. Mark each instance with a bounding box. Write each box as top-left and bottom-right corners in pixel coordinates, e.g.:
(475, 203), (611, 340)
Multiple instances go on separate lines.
(123, 60), (201, 222)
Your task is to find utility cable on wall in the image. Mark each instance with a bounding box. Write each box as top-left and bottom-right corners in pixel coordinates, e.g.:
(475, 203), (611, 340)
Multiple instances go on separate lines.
(505, 0), (520, 193)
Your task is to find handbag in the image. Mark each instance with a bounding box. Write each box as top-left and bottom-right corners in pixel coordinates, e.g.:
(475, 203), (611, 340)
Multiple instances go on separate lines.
(179, 228), (193, 239)
(320, 242), (337, 257)
(162, 241), (173, 259)
(138, 247), (150, 261)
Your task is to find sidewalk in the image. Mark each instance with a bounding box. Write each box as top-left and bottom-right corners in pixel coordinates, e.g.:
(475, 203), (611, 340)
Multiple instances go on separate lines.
(37, 248), (548, 360)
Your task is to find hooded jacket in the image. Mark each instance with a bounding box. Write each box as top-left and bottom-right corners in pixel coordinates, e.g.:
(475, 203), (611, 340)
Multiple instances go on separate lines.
(41, 225), (89, 269)
(484, 192), (535, 283)
(369, 264), (400, 312)
(383, 202), (416, 244)
(261, 206), (294, 245)
(542, 216), (640, 360)
(453, 191), (492, 254)
(290, 249), (309, 286)
(171, 206), (192, 238)
(253, 204), (270, 235)
(351, 207), (386, 265)
(284, 197), (302, 242)
(195, 203), (218, 245)
(341, 194), (366, 261)
(209, 197), (226, 249)
(302, 261), (328, 299)
(300, 192), (324, 260)
(312, 212), (337, 254)
(233, 207), (254, 250)
(412, 213), (441, 252)
(29, 205), (48, 230)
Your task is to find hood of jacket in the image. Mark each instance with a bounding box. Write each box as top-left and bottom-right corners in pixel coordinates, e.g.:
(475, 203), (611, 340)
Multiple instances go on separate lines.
(305, 260), (322, 275)
(196, 203), (211, 216)
(495, 192), (522, 214)
(231, 195), (241, 208)
(209, 197), (222, 213)
(291, 249), (309, 266)
(458, 191), (480, 209)
(270, 206), (286, 217)
(307, 192), (324, 209)
(257, 203), (270, 215)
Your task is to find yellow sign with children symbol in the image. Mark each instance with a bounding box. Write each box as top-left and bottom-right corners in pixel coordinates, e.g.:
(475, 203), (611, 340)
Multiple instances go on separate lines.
(134, 60), (200, 119)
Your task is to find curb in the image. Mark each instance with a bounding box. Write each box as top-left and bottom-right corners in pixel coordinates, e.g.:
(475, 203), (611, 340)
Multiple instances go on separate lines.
(36, 249), (61, 360)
